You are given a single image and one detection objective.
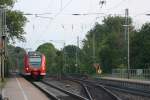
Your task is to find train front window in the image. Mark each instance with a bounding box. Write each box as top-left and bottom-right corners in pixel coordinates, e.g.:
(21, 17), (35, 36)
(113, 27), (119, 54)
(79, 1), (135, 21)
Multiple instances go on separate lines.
(29, 57), (41, 67)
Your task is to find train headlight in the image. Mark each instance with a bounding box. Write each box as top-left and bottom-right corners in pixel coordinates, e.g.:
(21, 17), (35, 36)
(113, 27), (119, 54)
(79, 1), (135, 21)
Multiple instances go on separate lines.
(26, 67), (29, 71)
(42, 67), (45, 71)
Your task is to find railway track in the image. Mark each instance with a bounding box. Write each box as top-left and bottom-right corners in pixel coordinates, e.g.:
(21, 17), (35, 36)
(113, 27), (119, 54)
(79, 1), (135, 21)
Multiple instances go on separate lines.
(83, 82), (120, 100)
(32, 80), (88, 100)
(82, 79), (150, 98)
(67, 78), (121, 100)
(25, 74), (150, 100)
(22, 75), (88, 100)
(41, 76), (121, 100)
(101, 82), (150, 98)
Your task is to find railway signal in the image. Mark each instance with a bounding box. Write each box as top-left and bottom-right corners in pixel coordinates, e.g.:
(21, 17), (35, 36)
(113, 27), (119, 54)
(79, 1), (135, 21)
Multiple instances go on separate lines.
(93, 63), (102, 74)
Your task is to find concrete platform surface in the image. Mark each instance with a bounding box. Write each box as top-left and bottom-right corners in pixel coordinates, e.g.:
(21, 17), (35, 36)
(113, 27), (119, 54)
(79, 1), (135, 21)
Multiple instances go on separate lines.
(101, 77), (150, 85)
(2, 74), (49, 100)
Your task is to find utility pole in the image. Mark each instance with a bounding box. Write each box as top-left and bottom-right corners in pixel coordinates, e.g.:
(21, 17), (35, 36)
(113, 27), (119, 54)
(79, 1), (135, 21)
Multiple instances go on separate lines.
(60, 0), (62, 11)
(0, 8), (2, 81)
(77, 36), (80, 73)
(93, 33), (95, 63)
(59, 41), (66, 80)
(63, 42), (66, 73)
(124, 8), (130, 78)
(75, 36), (79, 73)
(0, 7), (6, 82)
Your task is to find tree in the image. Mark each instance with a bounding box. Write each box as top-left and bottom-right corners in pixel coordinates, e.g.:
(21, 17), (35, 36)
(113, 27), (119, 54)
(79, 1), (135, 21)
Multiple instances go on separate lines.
(36, 43), (57, 74)
(63, 45), (82, 73)
(130, 23), (150, 69)
(55, 50), (64, 79)
(0, 0), (15, 6)
(81, 16), (133, 73)
(0, 0), (27, 42)
(6, 10), (27, 41)
(7, 45), (25, 71)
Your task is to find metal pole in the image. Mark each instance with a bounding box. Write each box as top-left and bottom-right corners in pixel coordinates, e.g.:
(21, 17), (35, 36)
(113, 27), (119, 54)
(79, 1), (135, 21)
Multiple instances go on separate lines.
(93, 33), (95, 63)
(75, 37), (77, 73)
(125, 8), (130, 78)
(0, 8), (6, 81)
(60, 0), (62, 11)
(127, 10), (130, 79)
(2, 9), (4, 81)
(77, 36), (79, 73)
(75, 36), (79, 73)
(63, 42), (66, 73)
(0, 9), (2, 80)
(0, 54), (1, 80)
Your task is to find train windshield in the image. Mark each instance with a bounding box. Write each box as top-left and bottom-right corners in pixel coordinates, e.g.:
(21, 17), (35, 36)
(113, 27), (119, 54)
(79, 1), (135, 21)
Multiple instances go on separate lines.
(29, 57), (41, 67)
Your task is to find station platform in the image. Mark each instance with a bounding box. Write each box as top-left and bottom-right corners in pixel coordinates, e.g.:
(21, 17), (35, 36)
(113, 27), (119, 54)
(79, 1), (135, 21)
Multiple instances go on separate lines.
(2, 73), (49, 100)
(100, 77), (150, 85)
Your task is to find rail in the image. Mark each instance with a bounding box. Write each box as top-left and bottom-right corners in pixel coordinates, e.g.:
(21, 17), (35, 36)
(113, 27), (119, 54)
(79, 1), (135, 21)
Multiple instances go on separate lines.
(42, 80), (88, 100)
(97, 78), (150, 97)
(65, 77), (121, 100)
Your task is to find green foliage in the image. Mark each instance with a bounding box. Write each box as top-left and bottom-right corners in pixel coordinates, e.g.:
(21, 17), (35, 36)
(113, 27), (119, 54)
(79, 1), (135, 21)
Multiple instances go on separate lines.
(130, 23), (150, 69)
(81, 16), (150, 74)
(36, 43), (57, 74)
(63, 45), (83, 73)
(55, 50), (63, 74)
(7, 45), (25, 71)
(0, 0), (27, 42)
(4, 1), (150, 76)
(13, 15), (150, 75)
(82, 16), (133, 73)
(7, 45), (16, 69)
(6, 10), (27, 41)
(30, 16), (150, 75)
(0, 0), (15, 7)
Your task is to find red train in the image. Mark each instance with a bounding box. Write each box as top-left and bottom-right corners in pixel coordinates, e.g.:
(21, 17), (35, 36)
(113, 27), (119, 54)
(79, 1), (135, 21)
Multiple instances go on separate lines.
(23, 51), (46, 79)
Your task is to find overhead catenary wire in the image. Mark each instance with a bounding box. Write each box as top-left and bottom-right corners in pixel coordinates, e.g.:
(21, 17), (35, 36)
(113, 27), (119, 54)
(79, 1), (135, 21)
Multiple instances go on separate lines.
(105, 0), (127, 12)
(22, 0), (135, 38)
(40, 0), (73, 35)
(132, 10), (150, 18)
(22, 0), (147, 22)
(24, 12), (107, 17)
(53, 0), (73, 19)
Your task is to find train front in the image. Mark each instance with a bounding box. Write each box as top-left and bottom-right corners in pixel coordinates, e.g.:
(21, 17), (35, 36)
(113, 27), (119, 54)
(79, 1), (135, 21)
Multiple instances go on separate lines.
(24, 51), (46, 79)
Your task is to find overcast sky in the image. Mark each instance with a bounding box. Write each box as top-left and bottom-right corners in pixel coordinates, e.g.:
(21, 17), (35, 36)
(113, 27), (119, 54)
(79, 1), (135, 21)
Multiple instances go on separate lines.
(13, 0), (150, 50)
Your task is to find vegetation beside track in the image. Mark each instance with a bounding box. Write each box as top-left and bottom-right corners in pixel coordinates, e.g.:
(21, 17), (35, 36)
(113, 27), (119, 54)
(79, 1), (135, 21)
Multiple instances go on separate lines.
(7, 11), (150, 77)
(33, 16), (150, 76)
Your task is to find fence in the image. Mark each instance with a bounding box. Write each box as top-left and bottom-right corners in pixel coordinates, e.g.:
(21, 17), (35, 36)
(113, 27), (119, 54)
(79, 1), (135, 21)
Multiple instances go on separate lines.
(111, 69), (150, 80)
